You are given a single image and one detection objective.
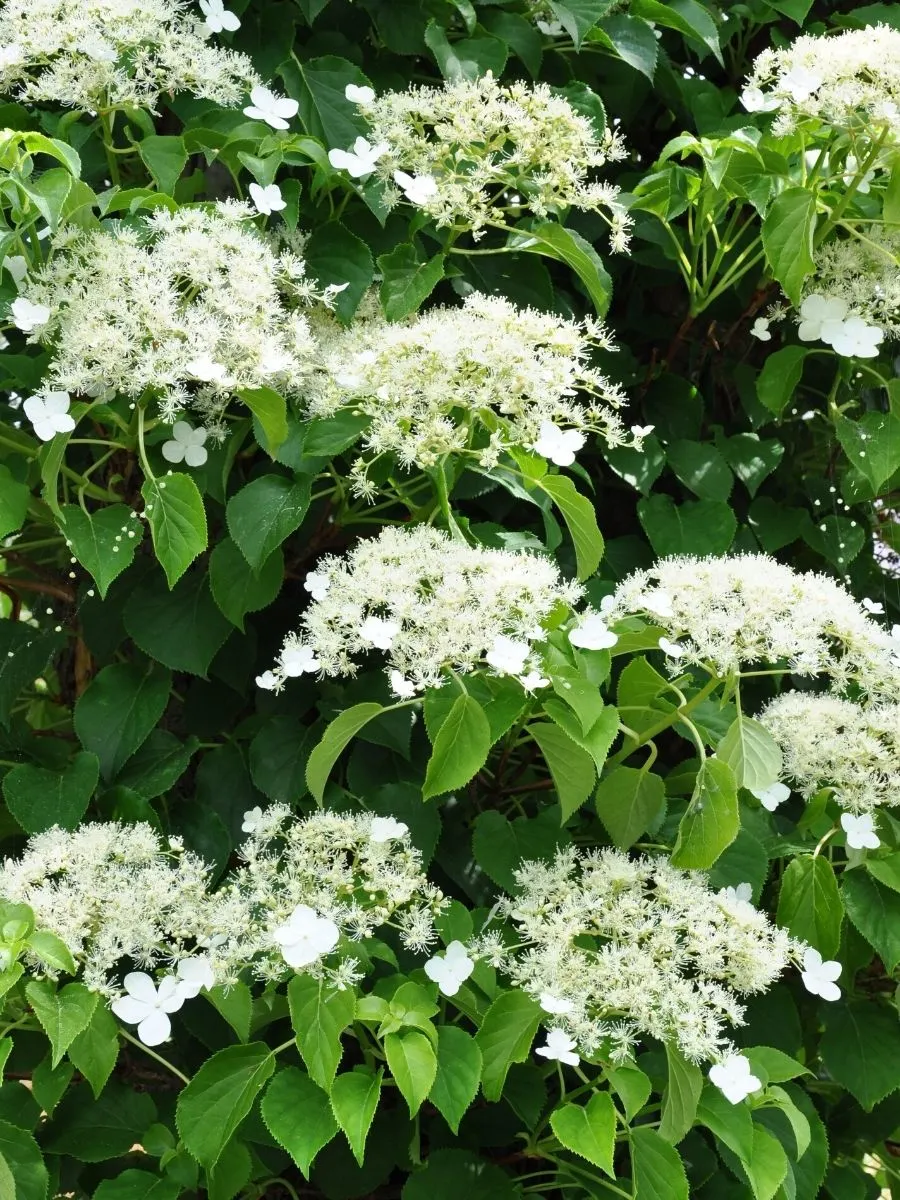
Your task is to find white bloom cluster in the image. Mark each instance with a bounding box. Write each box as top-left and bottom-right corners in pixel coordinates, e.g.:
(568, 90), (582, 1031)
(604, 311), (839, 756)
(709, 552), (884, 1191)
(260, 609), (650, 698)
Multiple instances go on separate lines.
(760, 692), (900, 814)
(604, 554), (900, 696)
(0, 821), (209, 997)
(204, 806), (445, 985)
(306, 292), (630, 484)
(795, 232), (900, 350)
(21, 203), (324, 432)
(265, 525), (581, 695)
(743, 25), (900, 141)
(345, 73), (630, 246)
(796, 293), (883, 359)
(0, 0), (258, 112)
(482, 847), (800, 1063)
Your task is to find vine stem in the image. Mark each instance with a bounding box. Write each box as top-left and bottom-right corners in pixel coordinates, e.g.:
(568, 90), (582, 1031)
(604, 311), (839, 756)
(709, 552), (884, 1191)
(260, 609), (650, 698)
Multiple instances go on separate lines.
(119, 1029), (190, 1085)
(604, 673), (720, 772)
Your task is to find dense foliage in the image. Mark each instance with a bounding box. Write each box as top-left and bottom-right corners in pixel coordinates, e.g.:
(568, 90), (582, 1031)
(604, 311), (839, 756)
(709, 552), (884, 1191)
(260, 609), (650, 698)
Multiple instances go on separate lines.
(0, 0), (898, 1197)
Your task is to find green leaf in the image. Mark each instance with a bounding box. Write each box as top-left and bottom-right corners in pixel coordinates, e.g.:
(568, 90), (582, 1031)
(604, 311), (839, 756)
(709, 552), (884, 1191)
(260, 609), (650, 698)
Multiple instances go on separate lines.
(821, 1001), (900, 1111)
(430, 1026), (482, 1134)
(666, 440), (733, 502)
(123, 568), (232, 677)
(142, 474), (207, 588)
(305, 221), (374, 324)
(26, 930), (76, 975)
(93, 1170), (181, 1200)
(74, 662), (171, 782)
(288, 975), (356, 1091)
(473, 808), (569, 893)
(307, 702), (385, 804)
(631, 0), (721, 60)
(0, 624), (65, 727)
(329, 1067), (382, 1166)
(804, 513), (865, 568)
(762, 188), (817, 305)
(756, 346), (810, 416)
(776, 855), (843, 959)
(3, 750), (98, 832)
(659, 1044), (703, 1145)
(422, 694), (491, 800)
(291, 55), (370, 149)
(867, 853), (900, 894)
(385, 1030), (437, 1117)
(377, 243), (445, 321)
(226, 474), (311, 574)
(0, 1120), (47, 1200)
(0, 464), (29, 539)
(512, 222), (612, 317)
(600, 14), (658, 79)
(740, 1126), (788, 1200)
(209, 539), (283, 631)
(550, 1092), (615, 1175)
(175, 1043), (275, 1170)
(116, 729), (196, 799)
(68, 1003), (120, 1098)
(630, 1126), (689, 1200)
(671, 758), (739, 869)
(696, 1084), (754, 1161)
(25, 980), (97, 1067)
(842, 871), (900, 972)
(402, 1149), (519, 1200)
(238, 387), (288, 455)
(45, 1081), (156, 1161)
(537, 474), (604, 579)
(528, 721), (596, 822)
(261, 1067), (337, 1178)
(638, 494), (736, 557)
(206, 983), (253, 1044)
(547, 0), (616, 48)
(476, 990), (542, 1102)
(58, 504), (142, 598)
(595, 766), (666, 850)
(138, 135), (187, 194)
(835, 412), (900, 493)
(717, 714), (782, 793)
(250, 717), (313, 804)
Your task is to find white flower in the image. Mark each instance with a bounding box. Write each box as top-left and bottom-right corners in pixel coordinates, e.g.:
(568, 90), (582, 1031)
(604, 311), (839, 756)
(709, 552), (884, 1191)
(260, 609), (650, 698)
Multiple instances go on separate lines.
(751, 318), (771, 341)
(862, 598), (885, 615)
(540, 992), (575, 1015)
(535, 1029), (580, 1066)
(304, 571), (331, 602)
(631, 424), (655, 438)
(199, 0), (240, 32)
(797, 294), (849, 343)
(242, 806), (264, 833)
(248, 182), (286, 215)
(843, 155), (876, 194)
(345, 83), (375, 104)
(750, 781), (790, 812)
(10, 297), (50, 331)
(393, 170), (438, 206)
(280, 644), (320, 676)
(161, 421), (208, 467)
(642, 591), (674, 619)
(740, 86), (779, 113)
(532, 420), (586, 467)
(800, 948), (841, 1001)
(519, 670), (549, 692)
(256, 670), (278, 690)
(23, 391), (75, 441)
(424, 941), (474, 996)
(2, 256), (27, 286)
(175, 956), (215, 999)
(535, 18), (565, 37)
(110, 972), (184, 1046)
(781, 64), (822, 102)
(485, 635), (531, 675)
(709, 1053), (762, 1104)
(389, 670), (416, 699)
(0, 44), (22, 70)
(841, 812), (880, 850)
(658, 637), (685, 658)
(370, 816), (409, 843)
(569, 613), (618, 651)
(243, 86), (299, 130)
(359, 615), (401, 650)
(328, 137), (390, 179)
(186, 354), (229, 383)
(272, 904), (340, 969)
(720, 882), (753, 906)
(829, 317), (884, 359)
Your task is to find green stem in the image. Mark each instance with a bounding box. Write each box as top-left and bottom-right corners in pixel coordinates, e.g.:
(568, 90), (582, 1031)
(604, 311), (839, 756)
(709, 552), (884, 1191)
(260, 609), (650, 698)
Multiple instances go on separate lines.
(605, 673), (720, 772)
(119, 1029), (190, 1085)
(99, 111), (121, 188)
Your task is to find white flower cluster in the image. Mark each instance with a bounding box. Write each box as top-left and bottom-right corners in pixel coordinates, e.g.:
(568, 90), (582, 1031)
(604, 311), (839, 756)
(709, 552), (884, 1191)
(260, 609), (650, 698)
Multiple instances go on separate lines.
(742, 25), (900, 141)
(604, 554), (900, 696)
(263, 525), (581, 695)
(306, 291), (630, 486)
(795, 293), (883, 359)
(760, 692), (900, 815)
(794, 230), (900, 352)
(21, 203), (325, 433)
(341, 73), (630, 246)
(204, 805), (445, 985)
(0, 0), (258, 112)
(479, 847), (801, 1064)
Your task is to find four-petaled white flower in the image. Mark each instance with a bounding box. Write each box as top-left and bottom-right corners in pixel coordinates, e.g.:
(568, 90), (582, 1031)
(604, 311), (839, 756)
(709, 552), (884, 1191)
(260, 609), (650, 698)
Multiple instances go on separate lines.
(370, 816), (409, 843)
(389, 670), (416, 699)
(199, 0), (240, 33)
(536, 18), (565, 36)
(243, 86), (299, 130)
(2, 256), (27, 286)
(532, 421), (585, 467)
(797, 294), (848, 343)
(393, 170), (438, 206)
(23, 392), (75, 442)
(345, 83), (375, 105)
(175, 956), (215, 1000)
(781, 64), (822, 103)
(161, 421), (209, 467)
(186, 354), (229, 383)
(658, 637), (685, 658)
(304, 571), (331, 602)
(536, 1029), (580, 1066)
(256, 670), (278, 690)
(719, 882), (753, 907)
(0, 45), (23, 70)
(273, 904), (340, 968)
(709, 1053), (762, 1104)
(829, 316), (883, 359)
(643, 590), (674, 618)
(242, 806), (264, 833)
(862, 597), (884, 615)
(111, 971), (185, 1046)
(801, 948), (841, 1001)
(751, 781), (791, 812)
(843, 155), (876, 194)
(425, 941), (474, 996)
(540, 992), (575, 1015)
(569, 613), (618, 651)
(751, 318), (771, 341)
(841, 812), (880, 850)
(249, 182), (286, 215)
(328, 137), (389, 179)
(485, 635), (531, 675)
(10, 297), (50, 331)
(520, 670), (549, 692)
(359, 615), (400, 650)
(631, 424), (655, 438)
(280, 644), (320, 676)
(740, 86), (779, 113)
